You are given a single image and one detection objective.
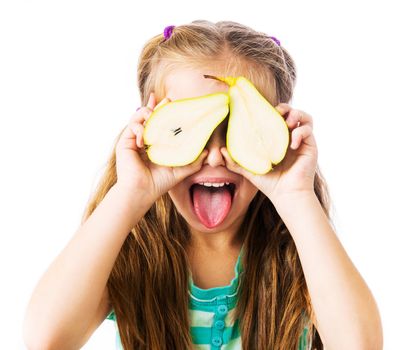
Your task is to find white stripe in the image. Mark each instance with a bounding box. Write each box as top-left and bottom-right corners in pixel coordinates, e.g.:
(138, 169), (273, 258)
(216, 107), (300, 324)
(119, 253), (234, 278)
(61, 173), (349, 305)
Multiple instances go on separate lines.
(188, 287), (240, 303)
(189, 307), (238, 328)
(189, 309), (214, 327)
(221, 336), (241, 349)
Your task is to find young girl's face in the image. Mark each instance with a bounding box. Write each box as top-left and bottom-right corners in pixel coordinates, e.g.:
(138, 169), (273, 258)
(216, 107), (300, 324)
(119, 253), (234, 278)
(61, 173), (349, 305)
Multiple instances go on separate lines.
(165, 68), (259, 240)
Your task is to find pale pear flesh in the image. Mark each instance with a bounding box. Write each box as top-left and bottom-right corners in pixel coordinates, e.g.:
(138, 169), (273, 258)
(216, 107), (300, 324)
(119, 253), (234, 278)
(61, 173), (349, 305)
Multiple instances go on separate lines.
(226, 77), (289, 175)
(143, 93), (229, 167)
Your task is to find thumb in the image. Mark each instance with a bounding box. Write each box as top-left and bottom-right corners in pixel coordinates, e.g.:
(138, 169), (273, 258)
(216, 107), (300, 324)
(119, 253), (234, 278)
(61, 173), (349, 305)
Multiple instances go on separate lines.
(220, 147), (248, 177)
(173, 149), (209, 181)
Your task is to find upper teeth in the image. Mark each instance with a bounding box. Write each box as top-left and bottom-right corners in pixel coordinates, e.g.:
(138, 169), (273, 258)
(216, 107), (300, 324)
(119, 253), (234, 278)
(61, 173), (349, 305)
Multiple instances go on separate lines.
(198, 182), (230, 187)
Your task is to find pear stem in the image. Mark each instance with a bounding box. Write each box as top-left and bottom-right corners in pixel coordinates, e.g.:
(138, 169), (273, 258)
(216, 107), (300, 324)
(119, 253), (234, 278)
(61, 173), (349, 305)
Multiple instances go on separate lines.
(203, 74), (236, 87)
(203, 74), (221, 82)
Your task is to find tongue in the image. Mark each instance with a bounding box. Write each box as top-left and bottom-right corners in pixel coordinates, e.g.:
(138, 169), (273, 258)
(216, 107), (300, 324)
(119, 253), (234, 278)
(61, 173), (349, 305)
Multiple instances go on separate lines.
(192, 185), (232, 228)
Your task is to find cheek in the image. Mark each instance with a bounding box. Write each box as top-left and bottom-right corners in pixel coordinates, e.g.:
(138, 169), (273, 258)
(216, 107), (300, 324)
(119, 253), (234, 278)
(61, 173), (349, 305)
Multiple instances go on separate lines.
(168, 187), (181, 205)
(239, 180), (259, 203)
(168, 184), (190, 209)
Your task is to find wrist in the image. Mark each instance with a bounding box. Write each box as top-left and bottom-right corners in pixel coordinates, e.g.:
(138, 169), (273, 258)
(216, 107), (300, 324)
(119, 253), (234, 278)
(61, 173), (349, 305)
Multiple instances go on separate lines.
(110, 184), (155, 220)
(269, 190), (317, 213)
(113, 183), (155, 203)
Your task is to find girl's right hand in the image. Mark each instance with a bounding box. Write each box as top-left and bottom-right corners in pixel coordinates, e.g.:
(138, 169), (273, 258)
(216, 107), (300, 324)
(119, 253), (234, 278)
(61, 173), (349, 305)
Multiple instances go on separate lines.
(115, 92), (208, 203)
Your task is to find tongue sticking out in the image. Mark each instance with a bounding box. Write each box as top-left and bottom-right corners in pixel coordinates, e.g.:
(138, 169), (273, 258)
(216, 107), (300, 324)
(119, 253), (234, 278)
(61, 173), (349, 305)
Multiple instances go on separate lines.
(192, 185), (232, 228)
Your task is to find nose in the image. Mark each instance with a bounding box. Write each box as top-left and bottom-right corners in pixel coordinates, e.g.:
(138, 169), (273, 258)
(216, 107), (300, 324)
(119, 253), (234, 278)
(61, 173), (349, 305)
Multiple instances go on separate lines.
(203, 125), (226, 167)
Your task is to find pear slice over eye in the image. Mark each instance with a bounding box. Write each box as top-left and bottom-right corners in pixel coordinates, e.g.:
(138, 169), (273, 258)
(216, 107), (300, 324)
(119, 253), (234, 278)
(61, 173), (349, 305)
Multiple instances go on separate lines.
(204, 75), (290, 175)
(143, 92), (229, 167)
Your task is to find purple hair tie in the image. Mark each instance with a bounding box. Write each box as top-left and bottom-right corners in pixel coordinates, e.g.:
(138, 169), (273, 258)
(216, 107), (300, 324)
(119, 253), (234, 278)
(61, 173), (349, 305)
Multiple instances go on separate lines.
(270, 36), (281, 46)
(163, 25), (176, 40)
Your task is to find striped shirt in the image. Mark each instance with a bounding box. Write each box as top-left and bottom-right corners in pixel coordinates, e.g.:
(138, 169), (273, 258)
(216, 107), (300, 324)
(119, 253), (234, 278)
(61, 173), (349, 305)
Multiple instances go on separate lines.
(106, 246), (309, 349)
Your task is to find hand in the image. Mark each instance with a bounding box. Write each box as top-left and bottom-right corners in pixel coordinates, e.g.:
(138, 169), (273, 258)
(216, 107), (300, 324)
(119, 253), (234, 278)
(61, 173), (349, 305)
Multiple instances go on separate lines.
(115, 92), (208, 202)
(220, 103), (318, 204)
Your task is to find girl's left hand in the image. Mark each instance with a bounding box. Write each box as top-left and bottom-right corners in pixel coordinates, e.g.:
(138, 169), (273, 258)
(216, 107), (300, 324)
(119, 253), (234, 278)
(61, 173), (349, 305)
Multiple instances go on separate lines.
(220, 103), (318, 204)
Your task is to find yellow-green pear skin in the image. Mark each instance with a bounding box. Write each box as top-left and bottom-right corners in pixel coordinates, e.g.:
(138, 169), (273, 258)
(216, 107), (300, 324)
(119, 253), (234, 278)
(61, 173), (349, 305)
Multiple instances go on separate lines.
(220, 76), (289, 175)
(143, 93), (229, 167)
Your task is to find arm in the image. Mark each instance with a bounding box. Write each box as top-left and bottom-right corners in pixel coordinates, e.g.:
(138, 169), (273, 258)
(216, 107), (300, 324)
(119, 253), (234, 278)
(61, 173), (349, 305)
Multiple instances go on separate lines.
(273, 191), (383, 350)
(23, 184), (154, 350)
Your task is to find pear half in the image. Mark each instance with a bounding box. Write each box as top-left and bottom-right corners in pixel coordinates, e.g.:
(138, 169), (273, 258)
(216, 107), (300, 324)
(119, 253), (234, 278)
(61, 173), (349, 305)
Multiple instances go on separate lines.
(143, 92), (229, 167)
(204, 75), (289, 175)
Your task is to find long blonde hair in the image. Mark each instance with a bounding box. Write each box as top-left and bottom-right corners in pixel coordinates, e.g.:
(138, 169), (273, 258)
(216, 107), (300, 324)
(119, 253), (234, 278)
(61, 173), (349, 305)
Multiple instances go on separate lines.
(82, 20), (330, 349)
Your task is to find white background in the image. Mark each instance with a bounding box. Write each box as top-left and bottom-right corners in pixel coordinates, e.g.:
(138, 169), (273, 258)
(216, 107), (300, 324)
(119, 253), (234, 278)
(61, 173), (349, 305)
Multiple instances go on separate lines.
(1, 0), (407, 349)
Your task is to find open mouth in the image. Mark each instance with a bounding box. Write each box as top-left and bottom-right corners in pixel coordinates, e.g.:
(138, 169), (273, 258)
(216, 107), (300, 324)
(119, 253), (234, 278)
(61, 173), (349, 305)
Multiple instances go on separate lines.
(189, 183), (236, 205)
(188, 182), (237, 228)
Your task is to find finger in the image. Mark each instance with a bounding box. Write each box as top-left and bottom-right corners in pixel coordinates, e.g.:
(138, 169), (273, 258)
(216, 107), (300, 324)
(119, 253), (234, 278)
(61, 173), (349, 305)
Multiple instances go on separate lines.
(286, 109), (313, 129)
(129, 107), (153, 124)
(173, 149), (209, 179)
(143, 97), (172, 126)
(275, 104), (314, 129)
(129, 123), (145, 148)
(188, 149), (209, 169)
(146, 92), (156, 111)
(220, 147), (255, 179)
(154, 97), (171, 111)
(117, 125), (138, 151)
(290, 124), (314, 149)
(275, 103), (292, 117)
(129, 96), (171, 131)
(117, 117), (146, 151)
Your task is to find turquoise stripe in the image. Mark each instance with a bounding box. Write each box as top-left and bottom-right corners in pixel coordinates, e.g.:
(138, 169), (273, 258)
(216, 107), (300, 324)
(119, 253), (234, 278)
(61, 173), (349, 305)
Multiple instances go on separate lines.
(107, 311), (309, 349)
(106, 244), (310, 349)
(190, 322), (241, 344)
(189, 296), (238, 311)
(106, 310), (116, 321)
(108, 316), (308, 349)
(190, 326), (212, 343)
(298, 327), (309, 350)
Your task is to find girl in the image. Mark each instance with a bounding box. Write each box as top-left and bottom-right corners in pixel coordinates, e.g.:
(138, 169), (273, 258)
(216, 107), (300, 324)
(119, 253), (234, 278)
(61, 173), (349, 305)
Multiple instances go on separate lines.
(23, 20), (382, 349)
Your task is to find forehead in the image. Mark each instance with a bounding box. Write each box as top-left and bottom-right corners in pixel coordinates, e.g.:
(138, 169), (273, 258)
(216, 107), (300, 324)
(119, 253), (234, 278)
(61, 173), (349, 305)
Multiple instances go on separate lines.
(164, 68), (229, 101)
